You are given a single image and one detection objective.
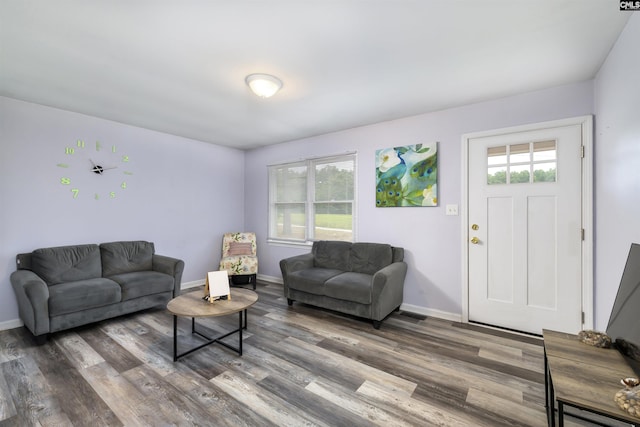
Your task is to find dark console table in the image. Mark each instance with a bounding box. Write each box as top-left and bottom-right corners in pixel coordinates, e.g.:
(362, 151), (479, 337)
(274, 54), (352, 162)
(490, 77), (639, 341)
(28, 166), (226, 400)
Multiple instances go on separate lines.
(543, 329), (639, 426)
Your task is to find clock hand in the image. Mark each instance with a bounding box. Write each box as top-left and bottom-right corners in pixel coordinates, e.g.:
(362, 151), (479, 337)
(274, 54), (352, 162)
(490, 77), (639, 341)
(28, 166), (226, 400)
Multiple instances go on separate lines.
(91, 164), (118, 175)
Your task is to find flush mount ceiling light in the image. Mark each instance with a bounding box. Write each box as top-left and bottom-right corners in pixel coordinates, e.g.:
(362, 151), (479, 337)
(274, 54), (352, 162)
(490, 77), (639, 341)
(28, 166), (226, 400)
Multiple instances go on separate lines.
(245, 73), (283, 98)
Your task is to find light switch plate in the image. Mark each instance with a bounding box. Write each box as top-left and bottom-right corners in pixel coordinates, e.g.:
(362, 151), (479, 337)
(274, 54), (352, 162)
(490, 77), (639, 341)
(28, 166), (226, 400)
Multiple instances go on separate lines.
(445, 204), (459, 216)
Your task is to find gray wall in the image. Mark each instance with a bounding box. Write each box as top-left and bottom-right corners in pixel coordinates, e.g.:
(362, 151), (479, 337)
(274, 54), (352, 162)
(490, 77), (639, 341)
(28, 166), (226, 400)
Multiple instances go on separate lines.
(593, 13), (640, 330)
(0, 97), (245, 327)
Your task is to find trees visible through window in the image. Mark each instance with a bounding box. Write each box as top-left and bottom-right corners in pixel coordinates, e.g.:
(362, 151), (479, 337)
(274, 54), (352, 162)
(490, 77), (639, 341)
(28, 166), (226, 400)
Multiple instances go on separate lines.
(268, 154), (356, 243)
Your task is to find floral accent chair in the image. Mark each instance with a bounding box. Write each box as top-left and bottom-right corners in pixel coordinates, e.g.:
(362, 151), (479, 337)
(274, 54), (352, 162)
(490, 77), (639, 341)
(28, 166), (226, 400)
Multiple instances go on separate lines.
(219, 232), (258, 290)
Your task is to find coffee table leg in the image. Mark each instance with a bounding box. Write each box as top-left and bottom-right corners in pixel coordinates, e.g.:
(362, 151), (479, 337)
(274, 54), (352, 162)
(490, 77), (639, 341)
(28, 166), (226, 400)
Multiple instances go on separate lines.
(173, 315), (178, 362)
(238, 310), (243, 356)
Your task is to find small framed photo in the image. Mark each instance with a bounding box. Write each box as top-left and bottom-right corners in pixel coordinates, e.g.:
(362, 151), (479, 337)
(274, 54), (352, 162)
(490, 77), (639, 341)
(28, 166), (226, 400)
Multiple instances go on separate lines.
(204, 270), (231, 303)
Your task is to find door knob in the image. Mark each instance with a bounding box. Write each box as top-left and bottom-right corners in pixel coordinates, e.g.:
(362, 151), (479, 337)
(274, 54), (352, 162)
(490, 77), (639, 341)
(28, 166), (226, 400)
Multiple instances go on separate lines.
(470, 237), (480, 244)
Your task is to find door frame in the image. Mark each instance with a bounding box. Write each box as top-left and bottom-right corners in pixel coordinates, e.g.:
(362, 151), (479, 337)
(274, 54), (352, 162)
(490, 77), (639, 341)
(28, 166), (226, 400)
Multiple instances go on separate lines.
(461, 116), (594, 331)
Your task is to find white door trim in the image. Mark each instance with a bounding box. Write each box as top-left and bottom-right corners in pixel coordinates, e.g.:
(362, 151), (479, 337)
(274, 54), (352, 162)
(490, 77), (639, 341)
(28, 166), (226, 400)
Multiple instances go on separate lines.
(461, 116), (594, 331)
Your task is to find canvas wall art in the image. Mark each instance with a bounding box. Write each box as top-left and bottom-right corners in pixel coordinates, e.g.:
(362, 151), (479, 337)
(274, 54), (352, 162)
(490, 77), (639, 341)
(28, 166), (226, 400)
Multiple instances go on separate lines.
(375, 142), (438, 207)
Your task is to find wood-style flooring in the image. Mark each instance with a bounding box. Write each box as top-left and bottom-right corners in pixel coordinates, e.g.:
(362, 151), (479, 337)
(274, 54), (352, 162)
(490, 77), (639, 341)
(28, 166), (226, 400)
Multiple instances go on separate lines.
(0, 282), (615, 426)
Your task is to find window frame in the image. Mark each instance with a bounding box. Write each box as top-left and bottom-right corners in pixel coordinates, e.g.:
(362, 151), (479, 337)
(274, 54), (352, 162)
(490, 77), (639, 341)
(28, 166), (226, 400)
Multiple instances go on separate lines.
(268, 153), (357, 246)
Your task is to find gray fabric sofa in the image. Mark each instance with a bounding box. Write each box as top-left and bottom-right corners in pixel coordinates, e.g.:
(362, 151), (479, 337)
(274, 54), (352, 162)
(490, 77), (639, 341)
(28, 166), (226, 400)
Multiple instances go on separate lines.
(280, 241), (407, 329)
(10, 240), (184, 340)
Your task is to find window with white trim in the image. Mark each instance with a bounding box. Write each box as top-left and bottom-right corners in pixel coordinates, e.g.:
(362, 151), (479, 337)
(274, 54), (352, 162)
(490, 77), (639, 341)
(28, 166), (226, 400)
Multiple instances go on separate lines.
(268, 154), (356, 244)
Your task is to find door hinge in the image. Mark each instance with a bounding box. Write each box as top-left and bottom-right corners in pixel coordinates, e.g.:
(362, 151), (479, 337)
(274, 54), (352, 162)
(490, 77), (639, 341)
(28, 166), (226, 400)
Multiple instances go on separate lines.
(581, 228), (585, 241)
(581, 145), (585, 158)
(582, 311), (585, 324)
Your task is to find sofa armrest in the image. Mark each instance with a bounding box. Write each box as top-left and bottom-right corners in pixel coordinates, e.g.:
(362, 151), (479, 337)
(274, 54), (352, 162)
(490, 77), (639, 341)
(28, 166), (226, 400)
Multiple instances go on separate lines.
(152, 254), (185, 297)
(280, 253), (314, 276)
(279, 253), (314, 291)
(371, 261), (408, 320)
(10, 270), (50, 336)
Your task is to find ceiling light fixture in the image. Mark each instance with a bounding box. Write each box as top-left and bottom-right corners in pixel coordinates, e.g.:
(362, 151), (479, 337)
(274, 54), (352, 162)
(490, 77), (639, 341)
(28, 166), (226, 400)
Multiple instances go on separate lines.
(245, 73), (283, 98)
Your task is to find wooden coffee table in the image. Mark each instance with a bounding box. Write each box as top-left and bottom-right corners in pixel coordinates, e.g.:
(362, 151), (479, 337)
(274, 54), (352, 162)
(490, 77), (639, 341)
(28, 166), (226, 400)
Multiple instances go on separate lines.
(167, 288), (258, 361)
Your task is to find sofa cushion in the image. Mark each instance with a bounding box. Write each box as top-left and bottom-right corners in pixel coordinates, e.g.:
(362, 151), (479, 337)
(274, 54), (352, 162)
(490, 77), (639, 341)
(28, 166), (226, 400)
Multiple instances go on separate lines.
(100, 241), (154, 277)
(350, 243), (393, 275)
(31, 244), (101, 285)
(313, 241), (352, 271)
(324, 272), (372, 304)
(108, 271), (174, 301)
(48, 278), (121, 316)
(287, 268), (343, 295)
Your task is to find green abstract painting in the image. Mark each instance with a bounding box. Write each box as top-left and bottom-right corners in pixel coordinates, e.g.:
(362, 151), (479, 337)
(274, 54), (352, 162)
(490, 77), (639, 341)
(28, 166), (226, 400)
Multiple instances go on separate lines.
(375, 142), (438, 207)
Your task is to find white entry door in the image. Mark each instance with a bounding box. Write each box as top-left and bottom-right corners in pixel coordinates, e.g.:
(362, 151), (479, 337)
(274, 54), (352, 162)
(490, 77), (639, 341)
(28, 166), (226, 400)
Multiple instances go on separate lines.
(466, 118), (590, 335)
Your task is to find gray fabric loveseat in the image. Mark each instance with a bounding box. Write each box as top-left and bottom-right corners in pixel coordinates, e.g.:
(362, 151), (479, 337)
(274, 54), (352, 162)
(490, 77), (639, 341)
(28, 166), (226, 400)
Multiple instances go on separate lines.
(280, 241), (407, 329)
(10, 240), (184, 340)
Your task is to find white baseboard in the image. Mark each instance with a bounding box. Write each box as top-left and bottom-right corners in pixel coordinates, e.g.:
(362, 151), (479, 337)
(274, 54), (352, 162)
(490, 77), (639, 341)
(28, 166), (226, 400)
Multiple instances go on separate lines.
(0, 318), (23, 331)
(257, 274), (283, 285)
(400, 303), (462, 323)
(181, 279), (205, 290)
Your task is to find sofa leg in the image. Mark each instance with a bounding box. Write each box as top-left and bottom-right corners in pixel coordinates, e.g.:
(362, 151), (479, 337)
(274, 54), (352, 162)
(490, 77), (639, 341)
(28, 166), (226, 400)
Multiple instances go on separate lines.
(372, 320), (382, 329)
(287, 298), (294, 306)
(33, 333), (48, 345)
(251, 273), (256, 290)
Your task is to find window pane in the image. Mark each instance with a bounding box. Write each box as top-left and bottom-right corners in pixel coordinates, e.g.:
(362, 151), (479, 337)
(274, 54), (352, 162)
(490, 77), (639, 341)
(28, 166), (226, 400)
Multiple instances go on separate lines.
(275, 165), (306, 202)
(274, 203), (306, 240)
(487, 146), (507, 166)
(314, 202), (353, 241)
(269, 154), (356, 243)
(509, 143), (530, 163)
(315, 160), (354, 202)
(533, 140), (557, 161)
(533, 162), (557, 182)
(510, 164), (530, 184)
(488, 166), (507, 184)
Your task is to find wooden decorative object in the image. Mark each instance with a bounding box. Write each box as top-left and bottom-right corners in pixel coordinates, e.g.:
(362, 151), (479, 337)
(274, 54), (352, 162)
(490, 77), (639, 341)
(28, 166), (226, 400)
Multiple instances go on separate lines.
(578, 329), (612, 348)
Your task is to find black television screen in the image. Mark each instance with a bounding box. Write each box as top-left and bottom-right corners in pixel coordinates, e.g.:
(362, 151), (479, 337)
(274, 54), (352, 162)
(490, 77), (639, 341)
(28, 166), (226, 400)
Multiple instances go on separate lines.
(606, 243), (640, 375)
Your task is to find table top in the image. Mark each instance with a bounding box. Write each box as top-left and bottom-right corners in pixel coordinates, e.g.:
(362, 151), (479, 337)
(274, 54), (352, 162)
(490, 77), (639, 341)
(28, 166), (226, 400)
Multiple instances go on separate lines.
(543, 329), (638, 422)
(167, 288), (258, 318)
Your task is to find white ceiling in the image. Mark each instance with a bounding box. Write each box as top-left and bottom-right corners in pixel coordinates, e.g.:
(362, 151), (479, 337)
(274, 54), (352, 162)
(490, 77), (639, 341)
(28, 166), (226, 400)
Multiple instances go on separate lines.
(0, 1), (630, 150)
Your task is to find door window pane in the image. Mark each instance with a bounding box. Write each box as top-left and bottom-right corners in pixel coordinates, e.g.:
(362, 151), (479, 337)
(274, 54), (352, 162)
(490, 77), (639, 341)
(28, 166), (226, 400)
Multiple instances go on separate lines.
(533, 162), (557, 182)
(533, 140), (556, 161)
(488, 146), (507, 166)
(509, 143), (530, 163)
(510, 165), (530, 184)
(488, 166), (507, 184)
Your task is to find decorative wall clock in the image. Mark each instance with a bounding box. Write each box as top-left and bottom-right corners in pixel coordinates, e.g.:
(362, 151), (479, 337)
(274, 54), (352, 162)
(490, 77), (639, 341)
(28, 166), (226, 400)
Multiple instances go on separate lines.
(57, 139), (132, 200)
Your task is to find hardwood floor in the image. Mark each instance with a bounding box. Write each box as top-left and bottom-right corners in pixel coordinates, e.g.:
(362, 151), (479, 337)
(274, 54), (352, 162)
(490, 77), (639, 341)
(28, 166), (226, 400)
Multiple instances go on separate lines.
(0, 283), (609, 426)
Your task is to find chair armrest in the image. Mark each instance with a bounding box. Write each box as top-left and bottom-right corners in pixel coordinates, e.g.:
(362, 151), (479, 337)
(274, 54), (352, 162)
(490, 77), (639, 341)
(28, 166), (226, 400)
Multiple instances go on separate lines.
(10, 270), (50, 336)
(153, 254), (185, 297)
(280, 253), (314, 277)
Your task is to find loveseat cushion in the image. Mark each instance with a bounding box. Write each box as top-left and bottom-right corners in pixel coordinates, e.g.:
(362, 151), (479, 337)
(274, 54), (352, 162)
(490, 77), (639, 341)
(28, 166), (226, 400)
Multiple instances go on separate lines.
(100, 241), (154, 276)
(313, 241), (351, 271)
(324, 272), (372, 304)
(31, 244), (102, 285)
(48, 278), (121, 316)
(350, 243), (393, 275)
(286, 268), (344, 295)
(108, 271), (174, 301)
